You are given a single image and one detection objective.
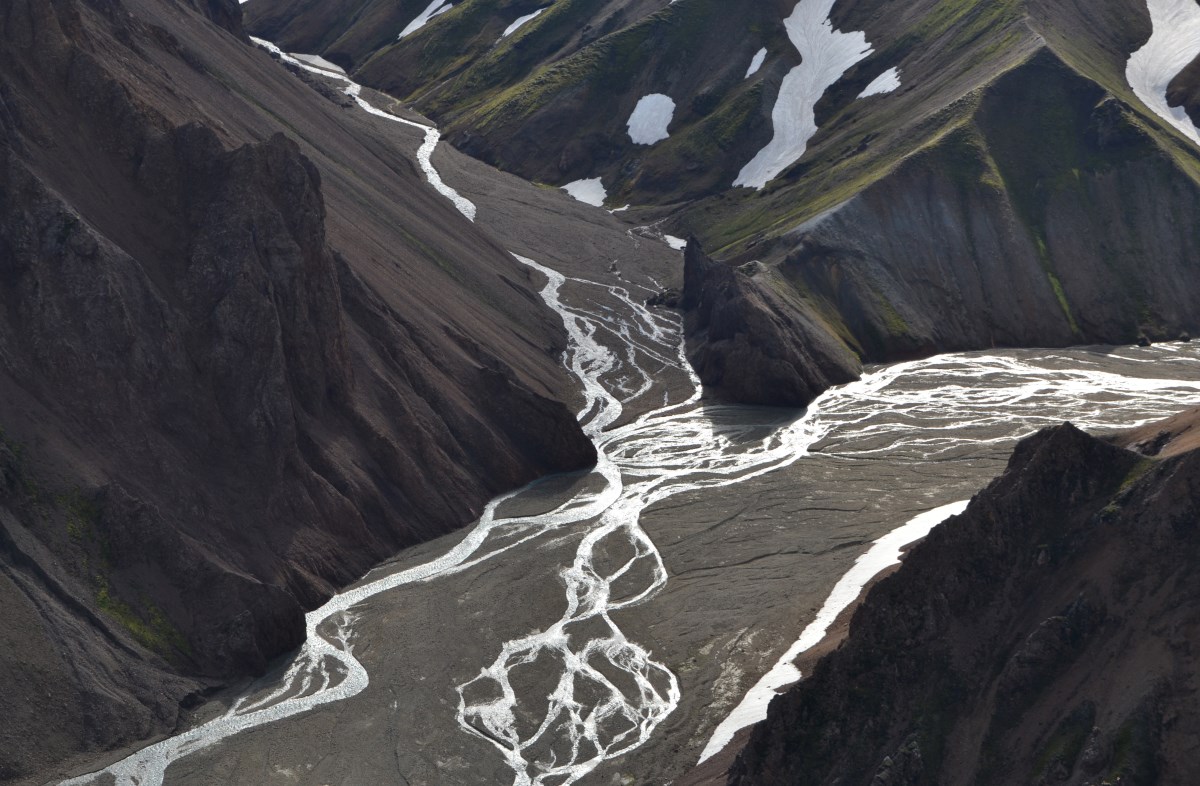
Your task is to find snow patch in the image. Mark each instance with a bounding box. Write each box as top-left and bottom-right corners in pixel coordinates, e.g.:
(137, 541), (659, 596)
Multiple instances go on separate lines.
(698, 499), (971, 764)
(562, 178), (607, 206)
(663, 235), (687, 251)
(627, 94), (676, 145)
(291, 54), (346, 75)
(734, 0), (875, 189)
(745, 47), (768, 79)
(1127, 0), (1200, 146)
(398, 0), (453, 40)
(502, 8), (545, 37)
(857, 66), (901, 98)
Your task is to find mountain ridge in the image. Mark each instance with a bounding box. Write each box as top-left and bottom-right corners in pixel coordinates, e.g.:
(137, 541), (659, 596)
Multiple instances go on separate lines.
(246, 0), (1200, 408)
(718, 414), (1200, 785)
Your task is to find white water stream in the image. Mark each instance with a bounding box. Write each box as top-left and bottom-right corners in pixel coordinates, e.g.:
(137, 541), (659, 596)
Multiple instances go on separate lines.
(57, 35), (1200, 786)
(59, 258), (1200, 784)
(250, 37), (477, 222)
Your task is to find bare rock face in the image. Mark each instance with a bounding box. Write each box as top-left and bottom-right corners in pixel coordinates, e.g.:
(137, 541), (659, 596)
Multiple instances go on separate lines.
(723, 422), (1200, 785)
(0, 0), (596, 780)
(680, 240), (861, 407)
(1167, 51), (1200, 129)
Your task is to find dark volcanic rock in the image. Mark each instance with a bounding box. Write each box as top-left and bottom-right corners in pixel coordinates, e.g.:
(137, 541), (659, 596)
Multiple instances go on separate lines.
(1167, 51), (1200, 129)
(681, 239), (861, 407)
(723, 422), (1200, 785)
(0, 0), (596, 781)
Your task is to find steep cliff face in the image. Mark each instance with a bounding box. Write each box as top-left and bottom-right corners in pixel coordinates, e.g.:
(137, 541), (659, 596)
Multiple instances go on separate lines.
(0, 0), (596, 781)
(724, 421), (1200, 785)
(764, 53), (1200, 360)
(1168, 52), (1200, 128)
(680, 241), (860, 407)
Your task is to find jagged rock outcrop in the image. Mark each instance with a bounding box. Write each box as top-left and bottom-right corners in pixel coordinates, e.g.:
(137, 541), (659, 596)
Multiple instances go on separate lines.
(0, 0), (597, 781)
(680, 240), (860, 407)
(1167, 51), (1200, 129)
(724, 421), (1200, 785)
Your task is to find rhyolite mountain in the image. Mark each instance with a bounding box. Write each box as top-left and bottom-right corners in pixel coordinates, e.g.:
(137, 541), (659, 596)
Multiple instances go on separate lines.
(247, 0), (1200, 405)
(0, 0), (604, 781)
(694, 410), (1200, 785)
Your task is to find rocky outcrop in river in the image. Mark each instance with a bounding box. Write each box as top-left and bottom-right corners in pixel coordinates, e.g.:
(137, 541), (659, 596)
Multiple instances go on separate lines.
(723, 416), (1200, 785)
(680, 241), (860, 407)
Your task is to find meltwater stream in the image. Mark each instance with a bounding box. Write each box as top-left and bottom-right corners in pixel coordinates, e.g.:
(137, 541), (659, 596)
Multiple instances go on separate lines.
(58, 38), (1200, 786)
(60, 250), (1200, 785)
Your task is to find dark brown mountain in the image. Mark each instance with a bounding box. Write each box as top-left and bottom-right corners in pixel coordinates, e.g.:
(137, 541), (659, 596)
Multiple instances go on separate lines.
(0, 0), (597, 781)
(711, 414), (1200, 785)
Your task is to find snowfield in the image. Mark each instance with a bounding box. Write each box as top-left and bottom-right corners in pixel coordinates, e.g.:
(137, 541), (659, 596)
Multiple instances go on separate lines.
(858, 66), (901, 98)
(503, 8), (545, 38)
(562, 178), (608, 206)
(1127, 0), (1200, 146)
(398, 0), (453, 40)
(627, 94), (676, 145)
(291, 53), (346, 75)
(734, 0), (875, 189)
(745, 47), (768, 79)
(699, 500), (969, 763)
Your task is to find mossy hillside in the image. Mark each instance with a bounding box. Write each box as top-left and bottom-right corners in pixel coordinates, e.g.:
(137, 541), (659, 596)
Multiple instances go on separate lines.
(389, 0), (795, 189)
(260, 0), (438, 69)
(449, 0), (764, 130)
(1032, 702), (1096, 781)
(682, 0), (1042, 257)
(95, 574), (191, 660)
(358, 0), (653, 123)
(613, 82), (768, 203)
(689, 97), (977, 259)
(357, 0), (566, 108)
(0, 429), (192, 662)
(424, 0), (622, 110)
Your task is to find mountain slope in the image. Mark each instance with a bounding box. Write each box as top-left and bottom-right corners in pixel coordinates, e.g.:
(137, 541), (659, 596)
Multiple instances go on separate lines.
(244, 0), (1200, 406)
(722, 418), (1200, 785)
(0, 0), (600, 781)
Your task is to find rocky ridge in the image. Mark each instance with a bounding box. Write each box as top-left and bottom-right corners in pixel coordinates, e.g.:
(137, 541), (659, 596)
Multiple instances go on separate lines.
(719, 416), (1200, 785)
(679, 240), (859, 406)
